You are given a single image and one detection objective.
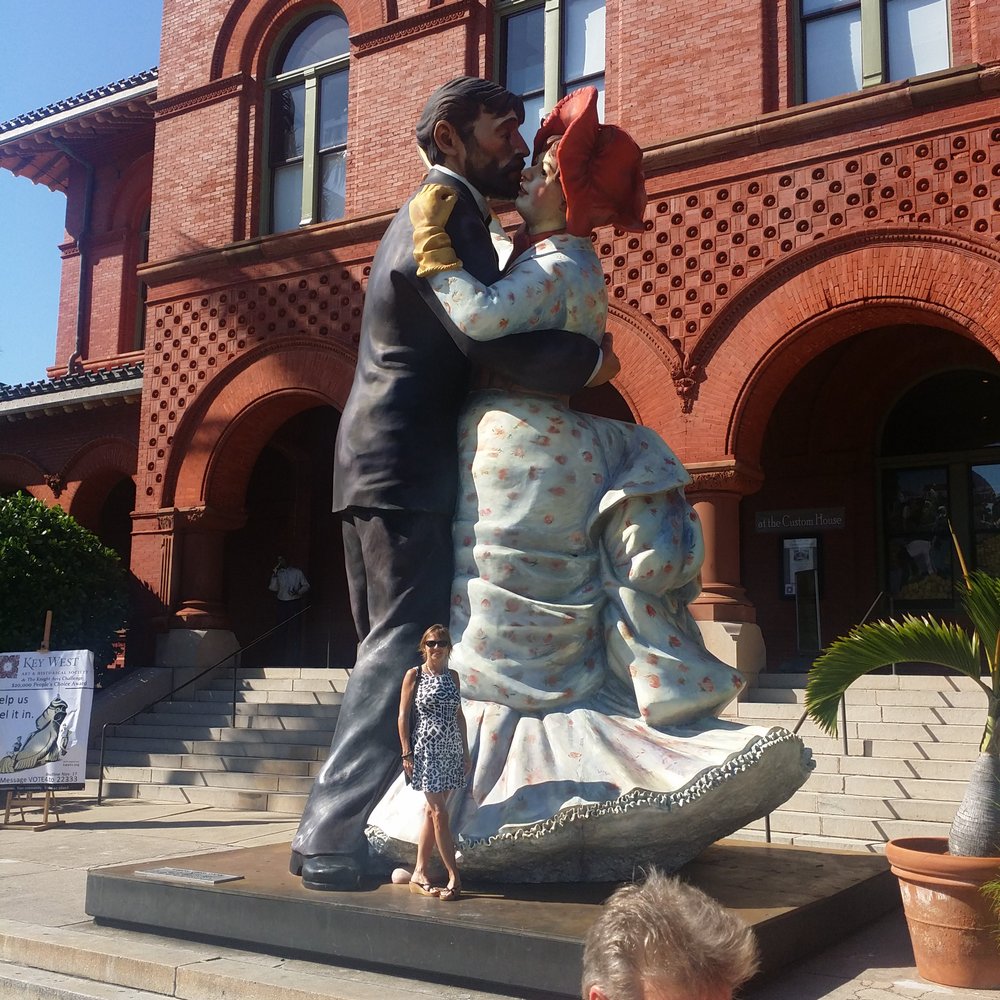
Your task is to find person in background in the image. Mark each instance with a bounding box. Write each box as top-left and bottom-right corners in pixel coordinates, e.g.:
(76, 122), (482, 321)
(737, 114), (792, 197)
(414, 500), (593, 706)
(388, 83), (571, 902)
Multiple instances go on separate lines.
(269, 556), (310, 664)
(581, 870), (759, 1000)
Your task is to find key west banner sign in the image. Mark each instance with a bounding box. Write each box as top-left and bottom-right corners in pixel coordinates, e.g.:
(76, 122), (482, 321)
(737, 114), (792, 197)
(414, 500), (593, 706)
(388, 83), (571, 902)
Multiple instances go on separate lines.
(0, 650), (93, 790)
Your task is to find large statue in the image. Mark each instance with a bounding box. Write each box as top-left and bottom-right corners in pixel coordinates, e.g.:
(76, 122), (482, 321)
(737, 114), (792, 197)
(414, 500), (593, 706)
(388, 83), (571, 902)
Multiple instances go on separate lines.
(290, 78), (614, 890)
(364, 89), (812, 881)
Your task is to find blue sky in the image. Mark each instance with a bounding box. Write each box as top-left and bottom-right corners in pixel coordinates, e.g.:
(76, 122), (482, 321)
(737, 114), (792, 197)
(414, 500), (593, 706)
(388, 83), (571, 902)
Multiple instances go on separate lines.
(0, 1), (163, 387)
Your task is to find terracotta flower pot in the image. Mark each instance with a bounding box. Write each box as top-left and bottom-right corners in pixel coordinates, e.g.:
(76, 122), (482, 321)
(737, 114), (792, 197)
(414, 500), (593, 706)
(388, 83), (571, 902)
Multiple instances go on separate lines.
(886, 836), (1000, 989)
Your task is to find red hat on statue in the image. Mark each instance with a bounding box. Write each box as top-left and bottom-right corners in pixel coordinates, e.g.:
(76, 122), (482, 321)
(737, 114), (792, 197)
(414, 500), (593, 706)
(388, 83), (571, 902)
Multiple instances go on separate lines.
(532, 86), (647, 238)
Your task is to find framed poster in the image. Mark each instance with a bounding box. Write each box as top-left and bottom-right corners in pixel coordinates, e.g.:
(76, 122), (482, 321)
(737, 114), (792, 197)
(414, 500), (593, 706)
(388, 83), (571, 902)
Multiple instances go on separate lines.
(782, 536), (820, 598)
(883, 467), (952, 605)
(0, 649), (93, 791)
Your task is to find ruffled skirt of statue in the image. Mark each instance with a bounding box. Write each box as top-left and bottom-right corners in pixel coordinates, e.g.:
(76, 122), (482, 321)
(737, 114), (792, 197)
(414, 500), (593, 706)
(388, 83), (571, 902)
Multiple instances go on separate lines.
(365, 392), (812, 881)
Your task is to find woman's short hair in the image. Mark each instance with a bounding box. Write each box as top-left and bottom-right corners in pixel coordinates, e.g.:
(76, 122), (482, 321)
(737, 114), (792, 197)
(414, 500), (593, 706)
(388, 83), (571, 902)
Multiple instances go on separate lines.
(418, 624), (452, 652)
(415, 77), (525, 165)
(581, 870), (759, 1000)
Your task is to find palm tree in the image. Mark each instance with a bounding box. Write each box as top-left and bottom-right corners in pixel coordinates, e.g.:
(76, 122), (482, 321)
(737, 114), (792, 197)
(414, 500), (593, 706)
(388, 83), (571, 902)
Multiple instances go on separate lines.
(805, 537), (1000, 857)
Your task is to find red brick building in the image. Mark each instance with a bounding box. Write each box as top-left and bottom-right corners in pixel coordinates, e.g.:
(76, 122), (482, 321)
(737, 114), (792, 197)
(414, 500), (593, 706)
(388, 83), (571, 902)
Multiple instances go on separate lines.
(2, 0), (999, 674)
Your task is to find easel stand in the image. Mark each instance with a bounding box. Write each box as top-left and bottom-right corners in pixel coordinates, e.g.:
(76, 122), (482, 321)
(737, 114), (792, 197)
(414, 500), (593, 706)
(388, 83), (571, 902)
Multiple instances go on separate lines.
(2, 788), (63, 830)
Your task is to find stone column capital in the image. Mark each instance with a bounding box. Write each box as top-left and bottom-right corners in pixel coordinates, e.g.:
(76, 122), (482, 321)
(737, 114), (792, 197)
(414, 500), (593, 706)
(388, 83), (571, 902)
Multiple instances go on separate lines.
(686, 461), (764, 498)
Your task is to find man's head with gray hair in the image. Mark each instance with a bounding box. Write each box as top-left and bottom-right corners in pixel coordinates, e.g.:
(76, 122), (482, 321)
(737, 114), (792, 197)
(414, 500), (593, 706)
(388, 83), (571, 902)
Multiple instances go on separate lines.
(581, 871), (759, 1000)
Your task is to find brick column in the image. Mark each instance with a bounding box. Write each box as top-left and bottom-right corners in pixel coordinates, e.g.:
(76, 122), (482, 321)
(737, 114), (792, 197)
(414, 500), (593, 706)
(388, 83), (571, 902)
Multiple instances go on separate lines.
(686, 462), (762, 622)
(171, 506), (246, 629)
(685, 463), (766, 680)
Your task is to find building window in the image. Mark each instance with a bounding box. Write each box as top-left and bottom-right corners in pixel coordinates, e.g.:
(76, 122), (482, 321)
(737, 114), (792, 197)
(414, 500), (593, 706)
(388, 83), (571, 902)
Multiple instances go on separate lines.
(802, 0), (949, 104)
(880, 369), (1000, 606)
(498, 0), (605, 145)
(265, 10), (349, 234)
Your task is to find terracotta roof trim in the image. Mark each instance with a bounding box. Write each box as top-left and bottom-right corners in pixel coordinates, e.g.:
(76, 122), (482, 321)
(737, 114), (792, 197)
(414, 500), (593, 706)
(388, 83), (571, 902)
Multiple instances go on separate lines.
(0, 69), (158, 139)
(0, 363), (144, 403)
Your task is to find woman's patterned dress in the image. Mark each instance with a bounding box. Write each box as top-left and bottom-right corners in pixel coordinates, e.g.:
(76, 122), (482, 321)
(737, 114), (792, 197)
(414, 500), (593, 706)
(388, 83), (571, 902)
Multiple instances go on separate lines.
(411, 669), (465, 793)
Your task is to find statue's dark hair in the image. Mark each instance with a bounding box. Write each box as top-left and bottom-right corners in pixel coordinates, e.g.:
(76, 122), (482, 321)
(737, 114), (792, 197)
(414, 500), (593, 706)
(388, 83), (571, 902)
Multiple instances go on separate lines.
(415, 77), (525, 165)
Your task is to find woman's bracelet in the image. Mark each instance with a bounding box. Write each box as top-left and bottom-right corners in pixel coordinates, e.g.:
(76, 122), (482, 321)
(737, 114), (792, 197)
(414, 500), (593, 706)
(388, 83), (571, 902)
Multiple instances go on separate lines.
(401, 751), (414, 759)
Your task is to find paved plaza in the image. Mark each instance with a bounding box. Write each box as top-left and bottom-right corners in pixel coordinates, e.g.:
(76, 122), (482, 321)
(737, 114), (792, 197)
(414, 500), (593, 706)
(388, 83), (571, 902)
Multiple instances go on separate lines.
(0, 796), (995, 999)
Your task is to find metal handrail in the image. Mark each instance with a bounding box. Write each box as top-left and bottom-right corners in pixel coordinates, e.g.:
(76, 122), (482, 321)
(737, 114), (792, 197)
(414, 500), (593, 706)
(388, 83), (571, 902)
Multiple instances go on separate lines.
(96, 603), (313, 804)
(763, 591), (888, 842)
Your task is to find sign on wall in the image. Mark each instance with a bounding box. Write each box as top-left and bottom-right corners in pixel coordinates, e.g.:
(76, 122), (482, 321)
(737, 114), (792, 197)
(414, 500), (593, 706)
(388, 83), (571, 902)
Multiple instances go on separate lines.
(0, 649), (94, 790)
(755, 508), (846, 532)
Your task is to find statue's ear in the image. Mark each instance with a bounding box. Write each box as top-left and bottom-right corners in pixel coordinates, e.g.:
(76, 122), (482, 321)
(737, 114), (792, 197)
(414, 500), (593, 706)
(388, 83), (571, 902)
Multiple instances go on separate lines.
(432, 119), (465, 162)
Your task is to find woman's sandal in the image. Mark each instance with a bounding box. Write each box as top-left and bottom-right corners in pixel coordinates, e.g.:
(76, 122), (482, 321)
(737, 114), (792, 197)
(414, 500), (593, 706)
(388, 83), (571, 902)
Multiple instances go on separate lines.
(408, 880), (440, 897)
(438, 885), (461, 902)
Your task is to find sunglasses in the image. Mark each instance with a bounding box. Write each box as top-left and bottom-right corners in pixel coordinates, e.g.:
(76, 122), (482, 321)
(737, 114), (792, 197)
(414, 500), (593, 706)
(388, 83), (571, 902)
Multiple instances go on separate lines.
(425, 640), (450, 649)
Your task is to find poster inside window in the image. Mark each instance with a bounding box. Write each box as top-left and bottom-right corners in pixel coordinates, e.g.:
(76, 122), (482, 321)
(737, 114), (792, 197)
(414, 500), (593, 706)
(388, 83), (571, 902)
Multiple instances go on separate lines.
(884, 467), (952, 604)
(972, 463), (1000, 575)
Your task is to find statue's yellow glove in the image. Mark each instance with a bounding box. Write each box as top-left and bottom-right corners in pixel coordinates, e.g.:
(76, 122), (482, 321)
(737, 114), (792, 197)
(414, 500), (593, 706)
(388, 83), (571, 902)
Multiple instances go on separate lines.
(410, 183), (463, 277)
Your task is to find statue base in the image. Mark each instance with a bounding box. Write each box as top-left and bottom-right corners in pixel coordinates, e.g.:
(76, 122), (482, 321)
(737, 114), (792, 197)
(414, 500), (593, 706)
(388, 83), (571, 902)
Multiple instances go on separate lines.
(86, 839), (897, 997)
(696, 621), (766, 694)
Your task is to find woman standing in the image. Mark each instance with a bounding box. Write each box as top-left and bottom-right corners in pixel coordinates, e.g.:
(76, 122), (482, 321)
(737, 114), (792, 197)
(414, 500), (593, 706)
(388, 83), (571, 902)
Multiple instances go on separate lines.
(398, 624), (470, 900)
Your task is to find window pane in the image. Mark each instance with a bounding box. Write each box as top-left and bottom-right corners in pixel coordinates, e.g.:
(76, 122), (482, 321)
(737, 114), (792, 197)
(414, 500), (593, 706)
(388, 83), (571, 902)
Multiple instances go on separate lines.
(272, 162), (303, 232)
(320, 151), (347, 221)
(564, 0), (605, 84)
(804, 8), (861, 102)
(520, 92), (546, 148)
(270, 85), (305, 162)
(887, 0), (949, 80)
(279, 12), (349, 74)
(802, 0), (858, 16)
(503, 8), (545, 97)
(319, 70), (349, 150)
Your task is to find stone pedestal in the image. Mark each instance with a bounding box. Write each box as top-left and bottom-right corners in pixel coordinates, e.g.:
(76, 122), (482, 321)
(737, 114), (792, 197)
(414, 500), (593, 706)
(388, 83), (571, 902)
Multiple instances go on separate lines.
(155, 628), (239, 669)
(696, 621), (766, 694)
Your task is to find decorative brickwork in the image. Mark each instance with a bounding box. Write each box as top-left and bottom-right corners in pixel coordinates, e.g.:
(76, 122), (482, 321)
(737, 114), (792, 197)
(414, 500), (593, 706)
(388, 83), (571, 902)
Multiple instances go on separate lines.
(596, 120), (1000, 417)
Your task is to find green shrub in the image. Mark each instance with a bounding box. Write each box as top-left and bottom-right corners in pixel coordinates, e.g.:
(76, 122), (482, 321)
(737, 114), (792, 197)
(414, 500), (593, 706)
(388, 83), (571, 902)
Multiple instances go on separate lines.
(0, 493), (126, 673)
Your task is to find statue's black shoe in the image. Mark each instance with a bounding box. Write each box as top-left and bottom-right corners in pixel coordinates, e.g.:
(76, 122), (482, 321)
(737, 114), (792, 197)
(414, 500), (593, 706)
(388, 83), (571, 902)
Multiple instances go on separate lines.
(300, 853), (362, 891)
(289, 850), (304, 877)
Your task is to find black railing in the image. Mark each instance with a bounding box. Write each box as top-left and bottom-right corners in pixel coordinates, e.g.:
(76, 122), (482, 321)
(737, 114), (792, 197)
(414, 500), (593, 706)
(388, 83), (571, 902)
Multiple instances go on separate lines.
(96, 603), (313, 804)
(763, 591), (888, 843)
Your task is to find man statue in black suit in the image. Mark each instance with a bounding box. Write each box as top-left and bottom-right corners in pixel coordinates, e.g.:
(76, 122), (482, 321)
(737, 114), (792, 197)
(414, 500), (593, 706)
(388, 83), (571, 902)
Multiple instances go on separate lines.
(290, 77), (617, 890)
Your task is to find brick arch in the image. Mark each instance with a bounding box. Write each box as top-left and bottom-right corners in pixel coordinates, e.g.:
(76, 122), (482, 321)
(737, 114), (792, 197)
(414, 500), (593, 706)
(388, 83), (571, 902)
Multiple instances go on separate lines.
(212, 0), (384, 80)
(167, 341), (355, 512)
(687, 229), (1000, 465)
(107, 153), (154, 233)
(0, 454), (47, 499)
(62, 438), (137, 530)
(606, 303), (686, 440)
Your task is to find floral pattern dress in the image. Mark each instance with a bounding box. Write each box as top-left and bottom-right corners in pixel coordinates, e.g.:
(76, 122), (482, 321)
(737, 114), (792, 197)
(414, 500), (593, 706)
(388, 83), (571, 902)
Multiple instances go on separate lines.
(365, 235), (812, 881)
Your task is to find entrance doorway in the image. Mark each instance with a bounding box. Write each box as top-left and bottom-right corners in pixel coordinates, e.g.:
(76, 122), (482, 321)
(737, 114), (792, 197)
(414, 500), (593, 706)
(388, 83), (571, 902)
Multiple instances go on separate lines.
(224, 406), (354, 668)
(742, 324), (1000, 670)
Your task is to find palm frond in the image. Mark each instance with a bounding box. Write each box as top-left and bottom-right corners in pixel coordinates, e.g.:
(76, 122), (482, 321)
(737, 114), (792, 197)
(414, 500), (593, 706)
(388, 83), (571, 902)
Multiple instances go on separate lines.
(806, 615), (984, 735)
(961, 572), (1000, 677)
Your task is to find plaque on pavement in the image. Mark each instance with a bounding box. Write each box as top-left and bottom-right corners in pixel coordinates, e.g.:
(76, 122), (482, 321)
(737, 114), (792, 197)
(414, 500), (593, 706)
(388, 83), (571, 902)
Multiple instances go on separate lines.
(136, 867), (244, 885)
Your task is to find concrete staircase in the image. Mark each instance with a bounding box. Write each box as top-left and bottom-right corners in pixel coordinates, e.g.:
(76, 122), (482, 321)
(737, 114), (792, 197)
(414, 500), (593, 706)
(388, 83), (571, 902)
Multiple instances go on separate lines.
(91, 665), (988, 856)
(88, 667), (347, 812)
(725, 671), (986, 853)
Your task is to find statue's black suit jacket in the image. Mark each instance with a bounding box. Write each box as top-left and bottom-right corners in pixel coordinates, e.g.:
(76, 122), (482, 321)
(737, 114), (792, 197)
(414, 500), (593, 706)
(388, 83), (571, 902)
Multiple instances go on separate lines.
(293, 168), (601, 860)
(332, 167), (600, 514)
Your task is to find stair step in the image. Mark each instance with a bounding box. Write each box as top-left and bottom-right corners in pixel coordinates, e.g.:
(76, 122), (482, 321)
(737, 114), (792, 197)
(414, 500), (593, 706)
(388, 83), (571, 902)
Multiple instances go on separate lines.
(0, 961), (166, 999)
(104, 737), (326, 760)
(138, 710), (337, 731)
(193, 690), (343, 705)
(91, 753), (320, 776)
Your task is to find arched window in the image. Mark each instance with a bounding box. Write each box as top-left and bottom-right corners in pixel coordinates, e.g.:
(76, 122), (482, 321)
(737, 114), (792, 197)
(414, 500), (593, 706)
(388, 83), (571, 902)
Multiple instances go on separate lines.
(265, 10), (349, 233)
